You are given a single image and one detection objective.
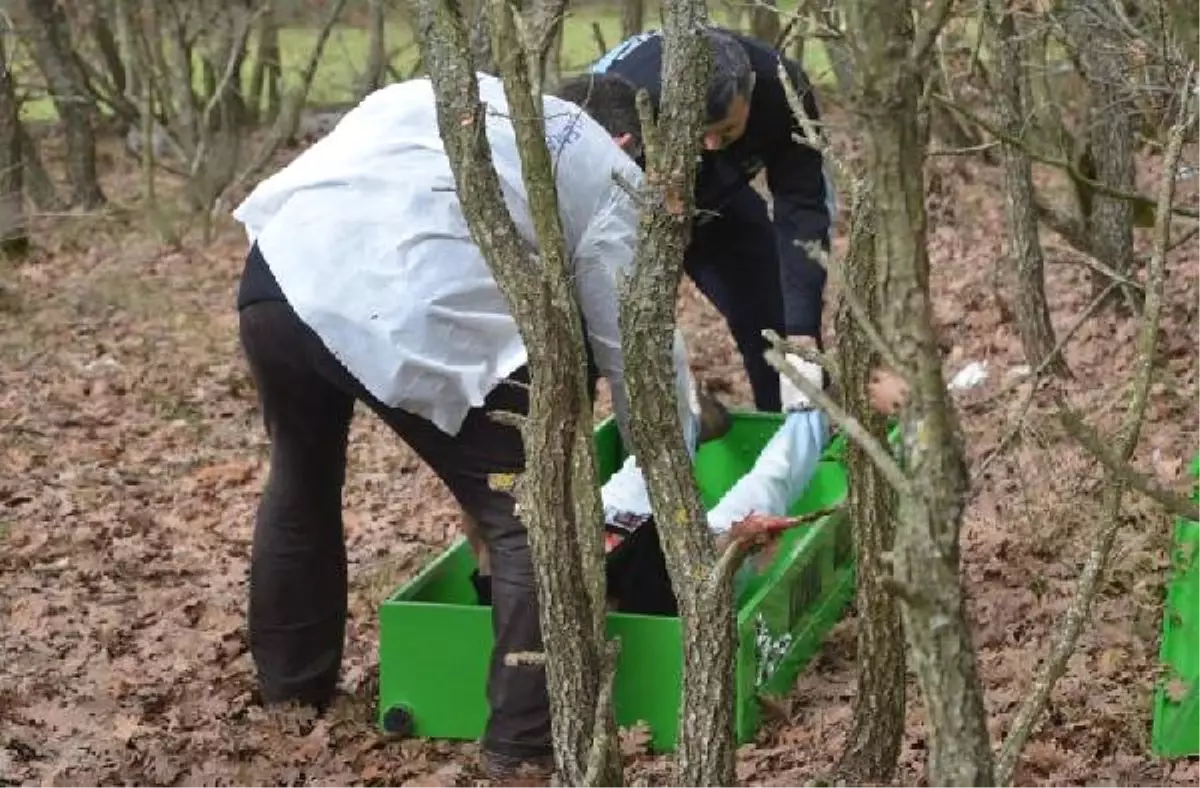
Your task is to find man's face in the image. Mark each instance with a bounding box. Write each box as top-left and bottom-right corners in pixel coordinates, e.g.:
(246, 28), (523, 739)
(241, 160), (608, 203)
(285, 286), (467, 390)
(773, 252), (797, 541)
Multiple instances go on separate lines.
(702, 92), (751, 151)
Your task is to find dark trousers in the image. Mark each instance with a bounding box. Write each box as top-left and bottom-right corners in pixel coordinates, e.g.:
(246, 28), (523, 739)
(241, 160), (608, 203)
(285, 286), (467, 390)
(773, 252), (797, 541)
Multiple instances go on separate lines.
(238, 297), (551, 759)
(686, 183), (787, 412)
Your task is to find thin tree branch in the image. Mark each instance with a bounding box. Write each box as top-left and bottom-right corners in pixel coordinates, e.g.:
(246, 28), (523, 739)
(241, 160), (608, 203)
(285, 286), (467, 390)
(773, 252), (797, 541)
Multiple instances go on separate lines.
(764, 342), (911, 497)
(933, 92), (1199, 219)
(912, 0), (957, 66)
(972, 280), (1119, 484)
(776, 61), (910, 379)
(1058, 405), (1199, 521)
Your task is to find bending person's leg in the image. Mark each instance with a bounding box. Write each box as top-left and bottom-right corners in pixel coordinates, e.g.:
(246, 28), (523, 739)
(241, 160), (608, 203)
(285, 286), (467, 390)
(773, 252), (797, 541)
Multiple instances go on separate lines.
(370, 369), (551, 765)
(239, 300), (356, 709)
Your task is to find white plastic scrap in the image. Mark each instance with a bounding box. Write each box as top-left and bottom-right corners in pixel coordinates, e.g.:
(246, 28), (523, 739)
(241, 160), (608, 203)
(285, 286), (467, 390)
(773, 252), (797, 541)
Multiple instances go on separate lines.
(948, 360), (989, 391)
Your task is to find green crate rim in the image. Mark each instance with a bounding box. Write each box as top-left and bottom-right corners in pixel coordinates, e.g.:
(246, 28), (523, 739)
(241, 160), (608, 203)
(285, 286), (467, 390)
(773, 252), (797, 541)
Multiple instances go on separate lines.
(1150, 455), (1199, 758)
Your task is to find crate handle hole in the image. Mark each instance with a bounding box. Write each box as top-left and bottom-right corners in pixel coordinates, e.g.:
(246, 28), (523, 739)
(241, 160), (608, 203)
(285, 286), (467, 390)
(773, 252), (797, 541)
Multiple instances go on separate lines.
(383, 704), (415, 737)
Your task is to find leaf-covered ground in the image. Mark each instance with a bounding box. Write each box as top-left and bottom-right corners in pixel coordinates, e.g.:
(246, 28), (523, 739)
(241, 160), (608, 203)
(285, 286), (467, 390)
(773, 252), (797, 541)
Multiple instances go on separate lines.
(1, 131), (1197, 786)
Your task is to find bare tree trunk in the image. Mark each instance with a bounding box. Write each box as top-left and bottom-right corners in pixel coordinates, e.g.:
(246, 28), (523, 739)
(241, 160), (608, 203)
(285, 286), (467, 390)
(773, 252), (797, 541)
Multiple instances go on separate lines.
(522, 0), (567, 96)
(988, 0), (1068, 378)
(19, 0), (106, 208)
(1165, 0), (1198, 54)
(617, 0), (745, 783)
(620, 0), (644, 38)
(996, 92), (1197, 787)
(1062, 0), (1137, 309)
(248, 6), (283, 123)
(469, 0), (496, 73)
(541, 12), (564, 93)
(751, 0), (781, 46)
(0, 31), (29, 260)
(841, 0), (995, 783)
(415, 0), (618, 783)
(16, 125), (61, 211)
(811, 2), (855, 96)
(361, 0), (388, 97)
(832, 191), (905, 784)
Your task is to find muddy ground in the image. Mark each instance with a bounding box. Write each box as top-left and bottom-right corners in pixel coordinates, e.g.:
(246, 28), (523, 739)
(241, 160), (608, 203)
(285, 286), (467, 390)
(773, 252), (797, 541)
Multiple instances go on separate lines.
(1, 125), (1198, 786)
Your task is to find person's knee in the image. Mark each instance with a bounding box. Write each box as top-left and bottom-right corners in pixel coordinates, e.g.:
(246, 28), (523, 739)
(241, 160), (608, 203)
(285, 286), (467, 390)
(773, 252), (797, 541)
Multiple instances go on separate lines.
(489, 534), (534, 588)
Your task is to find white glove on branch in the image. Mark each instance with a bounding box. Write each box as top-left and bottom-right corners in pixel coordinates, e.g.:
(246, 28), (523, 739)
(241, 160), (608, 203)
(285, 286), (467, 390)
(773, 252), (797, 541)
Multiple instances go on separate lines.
(779, 352), (824, 411)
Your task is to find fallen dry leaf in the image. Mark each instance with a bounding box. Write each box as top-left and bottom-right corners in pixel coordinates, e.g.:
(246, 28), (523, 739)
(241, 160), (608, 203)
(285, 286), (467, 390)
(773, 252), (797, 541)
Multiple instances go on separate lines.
(620, 720), (654, 758)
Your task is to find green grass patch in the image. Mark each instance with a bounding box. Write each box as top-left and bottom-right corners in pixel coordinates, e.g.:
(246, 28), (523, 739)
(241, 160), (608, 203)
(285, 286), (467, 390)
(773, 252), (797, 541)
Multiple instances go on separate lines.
(18, 3), (846, 123)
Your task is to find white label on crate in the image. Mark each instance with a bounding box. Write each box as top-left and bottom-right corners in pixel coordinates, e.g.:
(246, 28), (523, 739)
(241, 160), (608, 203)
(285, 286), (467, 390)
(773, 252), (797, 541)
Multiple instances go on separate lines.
(753, 613), (794, 689)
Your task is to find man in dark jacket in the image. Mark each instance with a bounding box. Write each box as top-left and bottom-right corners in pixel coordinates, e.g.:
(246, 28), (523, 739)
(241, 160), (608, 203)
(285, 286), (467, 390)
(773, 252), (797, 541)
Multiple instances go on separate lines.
(584, 27), (836, 412)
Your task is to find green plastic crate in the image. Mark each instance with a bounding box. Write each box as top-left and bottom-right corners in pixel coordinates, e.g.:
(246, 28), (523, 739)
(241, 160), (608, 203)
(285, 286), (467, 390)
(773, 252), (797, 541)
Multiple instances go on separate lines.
(1151, 455), (1199, 758)
(377, 410), (858, 752)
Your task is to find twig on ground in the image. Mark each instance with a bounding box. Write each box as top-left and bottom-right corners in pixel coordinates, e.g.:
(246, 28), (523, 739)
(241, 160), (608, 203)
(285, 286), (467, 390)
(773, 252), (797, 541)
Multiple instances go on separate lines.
(971, 280), (1120, 483)
(1057, 405), (1199, 521)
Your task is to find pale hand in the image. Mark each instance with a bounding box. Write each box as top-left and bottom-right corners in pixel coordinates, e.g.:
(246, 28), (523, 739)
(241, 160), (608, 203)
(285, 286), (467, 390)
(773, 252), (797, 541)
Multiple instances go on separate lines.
(868, 369), (910, 416)
(717, 511), (806, 566)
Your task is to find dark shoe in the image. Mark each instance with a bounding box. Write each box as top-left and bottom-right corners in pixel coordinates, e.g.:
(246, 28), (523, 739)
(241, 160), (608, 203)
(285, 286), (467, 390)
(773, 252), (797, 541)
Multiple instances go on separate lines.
(482, 749), (555, 783)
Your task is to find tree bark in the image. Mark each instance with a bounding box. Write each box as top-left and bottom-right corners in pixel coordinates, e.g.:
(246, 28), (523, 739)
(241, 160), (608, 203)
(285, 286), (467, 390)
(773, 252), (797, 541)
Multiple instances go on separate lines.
(1164, 0), (1198, 59)
(841, 0), (996, 783)
(16, 124), (61, 212)
(831, 191), (905, 784)
(360, 0), (388, 97)
(617, 1), (742, 784)
(987, 0), (1068, 378)
(810, 2), (856, 97)
(620, 0), (644, 39)
(0, 31), (29, 260)
(996, 91), (1196, 787)
(1062, 0), (1137, 309)
(750, 0), (781, 48)
(248, 5), (283, 123)
(468, 0), (496, 73)
(414, 0), (617, 782)
(19, 0), (107, 208)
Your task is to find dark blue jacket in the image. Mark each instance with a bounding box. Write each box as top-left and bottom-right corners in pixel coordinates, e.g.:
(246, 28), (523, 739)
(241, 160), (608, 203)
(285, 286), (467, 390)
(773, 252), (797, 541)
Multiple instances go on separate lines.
(590, 29), (835, 338)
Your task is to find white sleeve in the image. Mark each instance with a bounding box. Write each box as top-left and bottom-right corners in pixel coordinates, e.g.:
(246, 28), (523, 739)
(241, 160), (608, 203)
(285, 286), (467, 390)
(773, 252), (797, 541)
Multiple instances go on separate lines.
(572, 178), (700, 456)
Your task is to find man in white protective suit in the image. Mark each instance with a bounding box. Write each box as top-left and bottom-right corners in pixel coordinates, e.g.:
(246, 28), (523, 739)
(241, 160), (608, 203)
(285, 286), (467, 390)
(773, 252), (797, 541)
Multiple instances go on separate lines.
(230, 72), (704, 779)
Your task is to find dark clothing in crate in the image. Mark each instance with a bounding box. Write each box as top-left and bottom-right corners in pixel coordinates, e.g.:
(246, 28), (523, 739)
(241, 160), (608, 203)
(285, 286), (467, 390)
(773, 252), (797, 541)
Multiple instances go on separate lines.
(238, 246), (553, 759)
(590, 28), (836, 410)
(473, 514), (680, 618)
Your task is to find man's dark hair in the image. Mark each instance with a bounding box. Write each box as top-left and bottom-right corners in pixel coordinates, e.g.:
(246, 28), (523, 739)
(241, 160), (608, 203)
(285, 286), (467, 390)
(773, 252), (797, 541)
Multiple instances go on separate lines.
(554, 30), (752, 147)
(702, 29), (754, 123)
(554, 73), (641, 141)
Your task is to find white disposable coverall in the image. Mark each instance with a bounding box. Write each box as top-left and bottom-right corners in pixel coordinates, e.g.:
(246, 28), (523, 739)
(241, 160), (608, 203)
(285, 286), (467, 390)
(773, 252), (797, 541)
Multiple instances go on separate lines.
(232, 74), (698, 447)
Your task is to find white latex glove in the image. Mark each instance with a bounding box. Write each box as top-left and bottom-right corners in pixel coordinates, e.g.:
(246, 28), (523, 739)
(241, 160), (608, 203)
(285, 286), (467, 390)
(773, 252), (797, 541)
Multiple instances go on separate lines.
(779, 352), (824, 411)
